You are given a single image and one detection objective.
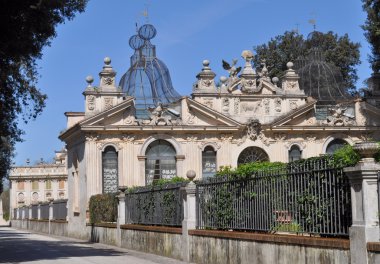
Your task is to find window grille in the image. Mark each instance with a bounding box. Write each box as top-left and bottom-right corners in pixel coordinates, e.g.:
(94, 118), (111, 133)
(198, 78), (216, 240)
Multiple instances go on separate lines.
(289, 145), (302, 162)
(202, 146), (216, 179)
(237, 147), (269, 166)
(102, 146), (118, 193)
(45, 180), (52, 190)
(326, 139), (347, 154)
(145, 140), (176, 185)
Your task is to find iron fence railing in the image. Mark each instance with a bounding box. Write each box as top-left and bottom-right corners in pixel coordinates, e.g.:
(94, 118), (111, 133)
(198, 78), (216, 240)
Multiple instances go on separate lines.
(40, 203), (49, 220)
(31, 204), (38, 219)
(13, 208), (17, 219)
(196, 157), (352, 237)
(125, 182), (186, 226)
(53, 199), (68, 220)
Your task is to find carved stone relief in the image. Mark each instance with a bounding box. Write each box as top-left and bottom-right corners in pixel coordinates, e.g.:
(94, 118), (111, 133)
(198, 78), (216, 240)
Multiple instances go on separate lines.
(222, 98), (230, 114)
(247, 119), (261, 141)
(323, 106), (356, 126)
(286, 80), (299, 90)
(274, 98), (282, 112)
(203, 98), (214, 109)
(262, 99), (270, 114)
(274, 133), (287, 141)
(234, 98), (240, 114)
(104, 97), (114, 110)
(87, 95), (95, 111)
(103, 77), (114, 86)
(220, 134), (233, 142)
(198, 142), (221, 150)
(290, 100), (298, 110)
(186, 110), (196, 125)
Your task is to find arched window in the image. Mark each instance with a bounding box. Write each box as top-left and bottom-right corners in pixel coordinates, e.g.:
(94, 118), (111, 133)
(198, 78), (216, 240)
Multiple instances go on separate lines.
(202, 146), (217, 179)
(145, 140), (176, 185)
(102, 146), (118, 193)
(289, 145), (302, 162)
(237, 147), (269, 166)
(326, 139), (347, 154)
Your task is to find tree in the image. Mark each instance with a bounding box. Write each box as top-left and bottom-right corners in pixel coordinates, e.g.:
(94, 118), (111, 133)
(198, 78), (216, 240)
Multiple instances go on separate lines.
(362, 0), (380, 73)
(253, 31), (361, 95)
(0, 0), (88, 192)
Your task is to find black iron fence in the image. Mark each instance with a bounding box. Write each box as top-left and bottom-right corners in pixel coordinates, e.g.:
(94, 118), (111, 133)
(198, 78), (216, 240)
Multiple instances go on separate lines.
(31, 204), (38, 219)
(196, 157), (352, 237)
(13, 208), (17, 219)
(125, 182), (186, 226)
(40, 203), (50, 220)
(53, 199), (68, 220)
(24, 206), (30, 219)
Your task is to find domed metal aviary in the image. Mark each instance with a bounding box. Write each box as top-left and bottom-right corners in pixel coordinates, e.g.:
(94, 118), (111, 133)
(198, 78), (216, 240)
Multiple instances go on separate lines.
(119, 24), (181, 119)
(295, 31), (351, 102)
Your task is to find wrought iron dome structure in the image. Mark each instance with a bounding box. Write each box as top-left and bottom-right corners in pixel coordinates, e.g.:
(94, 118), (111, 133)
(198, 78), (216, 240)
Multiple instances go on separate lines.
(295, 31), (351, 103)
(119, 24), (181, 119)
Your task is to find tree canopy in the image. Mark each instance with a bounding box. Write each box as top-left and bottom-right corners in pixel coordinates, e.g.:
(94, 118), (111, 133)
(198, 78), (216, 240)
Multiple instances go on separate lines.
(362, 0), (380, 73)
(0, 0), (88, 192)
(252, 31), (361, 95)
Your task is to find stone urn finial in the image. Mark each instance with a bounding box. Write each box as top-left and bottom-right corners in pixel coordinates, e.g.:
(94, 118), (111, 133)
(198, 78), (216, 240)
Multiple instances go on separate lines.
(118, 186), (127, 193)
(186, 170), (196, 182)
(353, 141), (379, 162)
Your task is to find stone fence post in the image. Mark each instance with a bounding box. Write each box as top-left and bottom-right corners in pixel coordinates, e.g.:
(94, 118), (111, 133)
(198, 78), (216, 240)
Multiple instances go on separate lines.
(16, 208), (19, 220)
(182, 170), (197, 262)
(116, 187), (127, 247)
(344, 142), (380, 264)
(29, 206), (32, 220)
(49, 200), (54, 220)
(37, 203), (41, 220)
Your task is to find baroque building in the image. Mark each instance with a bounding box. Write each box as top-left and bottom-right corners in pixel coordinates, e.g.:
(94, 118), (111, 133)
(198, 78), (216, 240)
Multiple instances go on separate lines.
(56, 24), (380, 236)
(9, 149), (67, 209)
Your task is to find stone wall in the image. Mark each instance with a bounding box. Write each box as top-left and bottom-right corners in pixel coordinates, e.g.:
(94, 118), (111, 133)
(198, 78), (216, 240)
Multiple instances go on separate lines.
(189, 230), (350, 264)
(120, 225), (183, 260)
(367, 242), (380, 264)
(87, 223), (117, 246)
(11, 219), (67, 237)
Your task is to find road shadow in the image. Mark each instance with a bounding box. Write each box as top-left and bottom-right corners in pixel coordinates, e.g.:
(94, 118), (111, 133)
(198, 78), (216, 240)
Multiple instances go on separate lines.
(0, 227), (125, 263)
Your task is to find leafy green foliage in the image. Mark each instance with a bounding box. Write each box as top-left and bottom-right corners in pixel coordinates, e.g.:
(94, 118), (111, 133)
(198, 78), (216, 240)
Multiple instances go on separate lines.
(1, 190), (9, 221)
(0, 0), (88, 190)
(216, 162), (285, 179)
(332, 144), (361, 167)
(253, 31), (361, 94)
(152, 176), (189, 187)
(89, 193), (118, 223)
(362, 0), (380, 73)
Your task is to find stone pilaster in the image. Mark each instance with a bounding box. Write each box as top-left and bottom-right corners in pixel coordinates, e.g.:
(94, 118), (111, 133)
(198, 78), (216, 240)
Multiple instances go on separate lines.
(344, 142), (380, 264)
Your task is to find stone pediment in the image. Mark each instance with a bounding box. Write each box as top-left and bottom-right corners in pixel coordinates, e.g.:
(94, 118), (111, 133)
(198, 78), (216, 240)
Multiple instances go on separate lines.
(80, 97), (134, 127)
(270, 99), (317, 127)
(186, 98), (242, 127)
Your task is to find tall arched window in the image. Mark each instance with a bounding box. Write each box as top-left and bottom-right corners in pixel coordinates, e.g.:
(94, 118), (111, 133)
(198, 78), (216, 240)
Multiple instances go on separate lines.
(237, 147), (269, 166)
(145, 140), (176, 185)
(326, 138), (347, 154)
(202, 146), (217, 179)
(289, 145), (302, 162)
(102, 146), (118, 193)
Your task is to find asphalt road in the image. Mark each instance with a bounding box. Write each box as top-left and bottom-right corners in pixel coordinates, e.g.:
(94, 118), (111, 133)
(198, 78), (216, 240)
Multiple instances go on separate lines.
(0, 227), (186, 264)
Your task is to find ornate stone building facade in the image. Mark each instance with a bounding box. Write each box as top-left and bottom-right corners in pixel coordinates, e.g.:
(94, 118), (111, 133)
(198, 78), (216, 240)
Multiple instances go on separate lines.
(9, 150), (67, 209)
(56, 24), (380, 237)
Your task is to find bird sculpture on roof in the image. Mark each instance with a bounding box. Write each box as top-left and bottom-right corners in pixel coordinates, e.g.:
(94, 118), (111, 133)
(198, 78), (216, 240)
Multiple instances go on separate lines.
(222, 59), (242, 78)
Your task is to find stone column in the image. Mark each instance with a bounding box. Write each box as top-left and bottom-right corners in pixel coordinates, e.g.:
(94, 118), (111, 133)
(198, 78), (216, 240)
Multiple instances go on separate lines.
(116, 187), (127, 247)
(49, 200), (54, 220)
(344, 142), (380, 264)
(182, 170), (197, 262)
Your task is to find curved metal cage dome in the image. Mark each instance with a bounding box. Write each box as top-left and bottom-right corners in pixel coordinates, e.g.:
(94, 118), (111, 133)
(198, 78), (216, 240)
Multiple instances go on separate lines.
(119, 24), (181, 118)
(295, 31), (351, 102)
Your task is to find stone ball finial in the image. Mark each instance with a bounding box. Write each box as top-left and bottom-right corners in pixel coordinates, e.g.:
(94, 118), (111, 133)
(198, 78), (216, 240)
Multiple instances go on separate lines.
(220, 76), (228, 84)
(86, 75), (94, 84)
(202, 60), (210, 67)
(186, 170), (196, 181)
(104, 57), (111, 65)
(241, 50), (253, 60)
(272, 77), (279, 84)
(286, 61), (294, 69)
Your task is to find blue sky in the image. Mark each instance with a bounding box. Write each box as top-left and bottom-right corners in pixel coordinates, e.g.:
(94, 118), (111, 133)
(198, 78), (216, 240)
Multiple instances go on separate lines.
(13, 0), (371, 165)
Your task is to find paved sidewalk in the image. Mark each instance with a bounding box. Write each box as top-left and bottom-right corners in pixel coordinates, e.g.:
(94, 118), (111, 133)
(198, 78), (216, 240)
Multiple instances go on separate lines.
(0, 227), (187, 264)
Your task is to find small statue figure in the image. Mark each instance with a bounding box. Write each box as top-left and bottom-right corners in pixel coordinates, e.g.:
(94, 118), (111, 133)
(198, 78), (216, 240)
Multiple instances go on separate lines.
(222, 59), (242, 92)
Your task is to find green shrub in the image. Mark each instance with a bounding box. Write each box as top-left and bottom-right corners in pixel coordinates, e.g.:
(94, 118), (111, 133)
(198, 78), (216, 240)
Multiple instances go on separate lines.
(89, 193), (118, 223)
(1, 190), (9, 221)
(332, 144), (360, 167)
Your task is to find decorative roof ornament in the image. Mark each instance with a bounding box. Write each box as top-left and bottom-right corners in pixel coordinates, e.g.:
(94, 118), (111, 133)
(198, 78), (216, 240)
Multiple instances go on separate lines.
(222, 59), (242, 92)
(240, 50), (257, 93)
(281, 62), (304, 95)
(99, 57), (117, 91)
(119, 24), (181, 119)
(323, 105), (356, 126)
(246, 118), (262, 141)
(194, 60), (217, 93)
